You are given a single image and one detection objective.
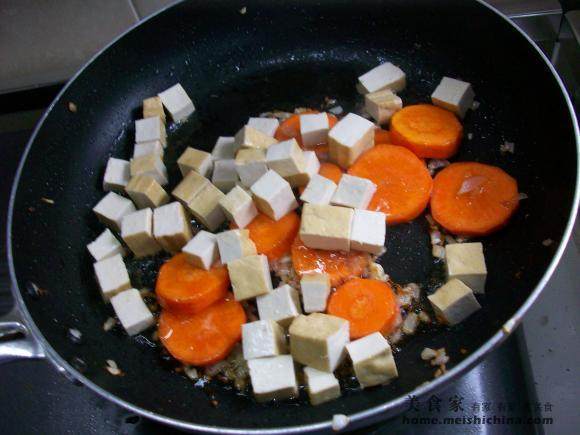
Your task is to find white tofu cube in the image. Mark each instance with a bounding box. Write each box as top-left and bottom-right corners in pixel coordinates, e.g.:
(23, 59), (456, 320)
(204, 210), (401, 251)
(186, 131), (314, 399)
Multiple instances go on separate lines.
(158, 83), (195, 123)
(265, 139), (306, 181)
(125, 175), (170, 209)
(121, 208), (161, 258)
(186, 183), (226, 231)
(219, 185), (258, 228)
(216, 229), (257, 264)
(350, 209), (386, 255)
(110, 288), (155, 336)
(211, 136), (238, 160)
(227, 254), (273, 301)
(365, 89), (403, 124)
(300, 174), (337, 205)
(172, 171), (209, 205)
(87, 229), (126, 262)
(93, 192), (136, 232)
(177, 147), (213, 178)
(250, 170), (298, 221)
(143, 96), (165, 124)
(300, 273), (331, 313)
(427, 279), (481, 325)
(358, 62), (406, 94)
(289, 313), (349, 372)
(212, 159), (239, 192)
(153, 202), (193, 253)
(300, 113), (330, 147)
(299, 204), (353, 251)
(135, 116), (166, 146)
(346, 332), (398, 388)
(235, 125), (277, 150)
(257, 284), (302, 327)
(182, 230), (218, 270)
(303, 367), (341, 406)
(331, 174), (377, 209)
(130, 154), (168, 186)
(248, 117), (280, 137)
(103, 158), (130, 192)
(133, 141), (164, 159)
(235, 148), (269, 187)
(93, 253), (131, 301)
(248, 355), (298, 402)
(287, 150), (321, 188)
(328, 113), (375, 169)
(431, 77), (475, 118)
(445, 242), (487, 294)
(242, 320), (287, 360)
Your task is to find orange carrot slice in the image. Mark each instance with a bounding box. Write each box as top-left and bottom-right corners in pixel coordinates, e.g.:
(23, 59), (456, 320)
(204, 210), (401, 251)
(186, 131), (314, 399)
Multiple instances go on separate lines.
(390, 104), (463, 159)
(275, 111), (338, 151)
(348, 144), (433, 224)
(327, 278), (399, 339)
(155, 253), (230, 314)
(375, 128), (392, 144)
(158, 293), (246, 366)
(431, 162), (519, 236)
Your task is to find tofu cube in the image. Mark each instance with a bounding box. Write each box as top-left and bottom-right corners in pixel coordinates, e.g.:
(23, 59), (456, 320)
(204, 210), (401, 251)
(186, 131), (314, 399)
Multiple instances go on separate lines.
(93, 192), (136, 232)
(300, 113), (329, 147)
(133, 140), (164, 159)
(431, 77), (475, 118)
(153, 202), (193, 253)
(87, 229), (126, 262)
(300, 273), (331, 313)
(227, 254), (272, 301)
(182, 230), (218, 270)
(235, 148), (269, 187)
(158, 83), (195, 123)
(265, 139), (306, 182)
(331, 174), (377, 209)
(248, 355), (298, 402)
(248, 117), (280, 137)
(211, 136), (238, 160)
(250, 170), (298, 221)
(93, 253), (131, 300)
(212, 159), (239, 192)
(216, 229), (257, 264)
(187, 183), (226, 231)
(235, 125), (278, 151)
(219, 185), (258, 228)
(110, 289), (155, 336)
(257, 284), (302, 327)
(365, 89), (403, 124)
(299, 203), (353, 251)
(350, 209), (386, 255)
(300, 174), (337, 205)
(143, 96), (165, 124)
(289, 313), (349, 372)
(130, 154), (168, 186)
(445, 242), (487, 294)
(428, 279), (481, 325)
(346, 332), (398, 388)
(135, 116), (166, 146)
(328, 113), (375, 169)
(125, 175), (170, 209)
(172, 170), (209, 205)
(304, 367), (341, 406)
(103, 157), (130, 192)
(177, 147), (213, 178)
(286, 150), (321, 187)
(358, 62), (406, 94)
(121, 208), (161, 258)
(242, 320), (287, 360)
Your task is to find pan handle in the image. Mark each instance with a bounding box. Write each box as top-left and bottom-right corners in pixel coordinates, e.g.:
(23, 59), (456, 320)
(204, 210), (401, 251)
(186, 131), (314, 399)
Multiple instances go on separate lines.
(0, 305), (45, 364)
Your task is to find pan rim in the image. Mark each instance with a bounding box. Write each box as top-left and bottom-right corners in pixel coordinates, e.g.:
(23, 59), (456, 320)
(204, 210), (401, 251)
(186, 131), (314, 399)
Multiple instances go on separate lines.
(6, 0), (580, 433)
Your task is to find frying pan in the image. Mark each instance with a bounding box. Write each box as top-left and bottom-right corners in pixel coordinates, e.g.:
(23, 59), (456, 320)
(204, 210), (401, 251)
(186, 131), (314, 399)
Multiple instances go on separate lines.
(2, 0), (578, 432)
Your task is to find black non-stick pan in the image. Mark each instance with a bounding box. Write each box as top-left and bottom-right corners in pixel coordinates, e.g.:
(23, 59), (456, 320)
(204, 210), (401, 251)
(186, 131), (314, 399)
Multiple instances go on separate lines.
(2, 0), (578, 433)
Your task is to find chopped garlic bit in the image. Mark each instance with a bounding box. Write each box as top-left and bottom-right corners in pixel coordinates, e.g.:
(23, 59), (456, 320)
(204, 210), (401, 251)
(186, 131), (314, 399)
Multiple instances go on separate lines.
(368, 262), (389, 282)
(431, 348), (450, 366)
(542, 238), (554, 247)
(332, 414), (350, 432)
(239, 6), (247, 14)
(259, 110), (293, 120)
(184, 366), (199, 380)
(500, 141), (515, 154)
(421, 347), (438, 361)
(402, 312), (419, 335)
(432, 245), (446, 259)
(518, 192), (528, 200)
(467, 133), (473, 140)
(103, 317), (117, 331)
(329, 106), (344, 115)
(427, 159), (450, 175)
(41, 197), (55, 205)
(471, 100), (480, 110)
(105, 359), (124, 376)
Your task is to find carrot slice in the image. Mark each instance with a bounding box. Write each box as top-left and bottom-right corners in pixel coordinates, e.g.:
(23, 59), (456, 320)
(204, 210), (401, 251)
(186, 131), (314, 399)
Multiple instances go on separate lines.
(291, 238), (369, 288)
(156, 253), (230, 314)
(327, 278), (399, 339)
(234, 212), (301, 261)
(390, 104), (463, 159)
(274, 111), (338, 150)
(298, 162), (344, 195)
(158, 293), (246, 366)
(348, 144), (433, 224)
(430, 162), (519, 236)
(375, 128), (392, 145)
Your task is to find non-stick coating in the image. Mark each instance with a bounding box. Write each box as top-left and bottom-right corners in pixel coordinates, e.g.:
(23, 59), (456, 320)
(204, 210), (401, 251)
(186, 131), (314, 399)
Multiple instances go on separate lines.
(9, 0), (577, 431)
